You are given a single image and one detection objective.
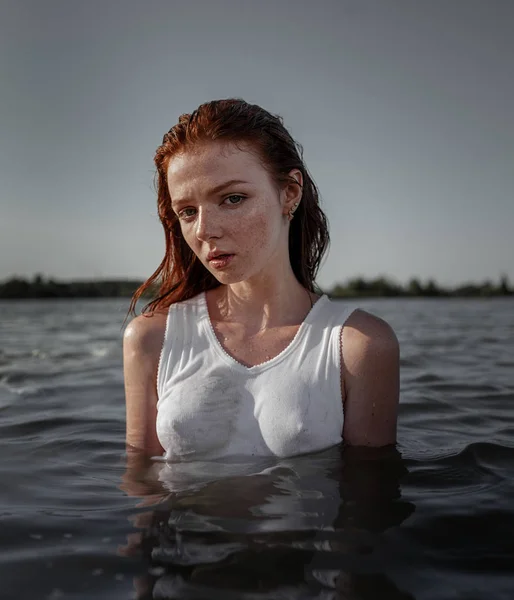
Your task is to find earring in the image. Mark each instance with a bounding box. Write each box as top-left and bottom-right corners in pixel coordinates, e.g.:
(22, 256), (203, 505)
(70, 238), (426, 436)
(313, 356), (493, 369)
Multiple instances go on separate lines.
(288, 202), (299, 221)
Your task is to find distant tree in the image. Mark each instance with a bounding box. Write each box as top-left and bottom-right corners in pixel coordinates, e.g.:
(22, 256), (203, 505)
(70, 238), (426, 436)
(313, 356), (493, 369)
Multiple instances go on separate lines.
(348, 277), (368, 294)
(499, 274), (511, 295)
(479, 280), (495, 297)
(407, 278), (423, 296)
(424, 279), (440, 297)
(329, 284), (348, 298)
(372, 276), (402, 296)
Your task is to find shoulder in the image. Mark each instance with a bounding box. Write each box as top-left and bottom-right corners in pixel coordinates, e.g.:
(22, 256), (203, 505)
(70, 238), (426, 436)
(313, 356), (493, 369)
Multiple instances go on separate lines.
(340, 309), (400, 447)
(123, 311), (168, 456)
(123, 310), (169, 365)
(341, 308), (399, 366)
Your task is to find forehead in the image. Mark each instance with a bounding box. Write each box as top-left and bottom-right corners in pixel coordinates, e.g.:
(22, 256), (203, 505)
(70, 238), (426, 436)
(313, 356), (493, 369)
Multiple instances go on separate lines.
(166, 141), (271, 197)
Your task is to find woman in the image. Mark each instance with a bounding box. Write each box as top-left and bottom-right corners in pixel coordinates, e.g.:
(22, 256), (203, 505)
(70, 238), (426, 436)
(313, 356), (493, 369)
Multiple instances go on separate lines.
(124, 98), (399, 461)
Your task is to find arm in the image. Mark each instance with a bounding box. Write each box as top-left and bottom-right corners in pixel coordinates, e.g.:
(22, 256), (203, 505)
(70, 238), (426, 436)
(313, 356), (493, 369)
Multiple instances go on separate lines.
(123, 312), (167, 458)
(341, 310), (400, 447)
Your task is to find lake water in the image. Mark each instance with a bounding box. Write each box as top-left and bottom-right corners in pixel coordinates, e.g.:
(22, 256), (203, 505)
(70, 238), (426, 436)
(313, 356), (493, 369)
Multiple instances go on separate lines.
(1, 298), (513, 600)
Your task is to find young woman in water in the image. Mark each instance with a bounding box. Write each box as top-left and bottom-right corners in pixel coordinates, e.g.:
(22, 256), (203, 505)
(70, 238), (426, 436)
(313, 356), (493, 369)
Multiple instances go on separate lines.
(124, 99), (399, 460)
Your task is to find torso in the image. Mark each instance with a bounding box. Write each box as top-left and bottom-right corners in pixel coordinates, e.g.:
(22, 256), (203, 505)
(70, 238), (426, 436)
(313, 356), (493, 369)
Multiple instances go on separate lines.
(154, 291), (357, 460)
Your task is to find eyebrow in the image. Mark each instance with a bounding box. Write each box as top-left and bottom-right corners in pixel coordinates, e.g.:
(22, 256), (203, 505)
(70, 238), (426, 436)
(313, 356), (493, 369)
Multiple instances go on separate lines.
(171, 179), (250, 206)
(209, 179), (250, 195)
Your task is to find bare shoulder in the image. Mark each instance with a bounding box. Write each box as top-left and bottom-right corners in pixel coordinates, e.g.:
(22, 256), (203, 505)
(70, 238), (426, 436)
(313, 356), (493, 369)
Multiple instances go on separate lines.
(123, 310), (168, 456)
(342, 308), (399, 364)
(340, 309), (400, 447)
(123, 310), (169, 364)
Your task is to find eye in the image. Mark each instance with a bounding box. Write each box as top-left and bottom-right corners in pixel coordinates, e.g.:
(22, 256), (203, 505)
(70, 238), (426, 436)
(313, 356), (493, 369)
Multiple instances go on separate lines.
(223, 194), (245, 206)
(177, 207), (197, 220)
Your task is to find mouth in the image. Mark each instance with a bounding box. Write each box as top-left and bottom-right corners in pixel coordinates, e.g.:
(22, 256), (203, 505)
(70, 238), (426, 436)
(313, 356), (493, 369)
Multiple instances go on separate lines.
(206, 253), (235, 269)
(207, 250), (232, 261)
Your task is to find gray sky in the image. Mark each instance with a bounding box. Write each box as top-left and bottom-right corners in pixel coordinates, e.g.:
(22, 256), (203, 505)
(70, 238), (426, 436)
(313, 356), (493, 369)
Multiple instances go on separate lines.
(1, 0), (513, 288)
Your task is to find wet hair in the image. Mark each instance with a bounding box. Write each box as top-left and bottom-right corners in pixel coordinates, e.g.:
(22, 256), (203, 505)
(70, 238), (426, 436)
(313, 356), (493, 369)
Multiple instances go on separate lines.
(129, 98), (330, 315)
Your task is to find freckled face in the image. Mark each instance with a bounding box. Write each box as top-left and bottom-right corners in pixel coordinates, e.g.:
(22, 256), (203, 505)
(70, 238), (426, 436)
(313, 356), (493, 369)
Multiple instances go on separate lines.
(167, 142), (289, 284)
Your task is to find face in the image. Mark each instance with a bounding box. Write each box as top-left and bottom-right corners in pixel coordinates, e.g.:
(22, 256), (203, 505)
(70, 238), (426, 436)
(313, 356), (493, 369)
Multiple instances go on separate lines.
(166, 141), (300, 285)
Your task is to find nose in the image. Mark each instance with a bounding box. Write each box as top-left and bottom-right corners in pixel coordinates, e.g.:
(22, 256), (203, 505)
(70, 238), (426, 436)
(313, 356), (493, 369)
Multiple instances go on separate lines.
(195, 206), (222, 242)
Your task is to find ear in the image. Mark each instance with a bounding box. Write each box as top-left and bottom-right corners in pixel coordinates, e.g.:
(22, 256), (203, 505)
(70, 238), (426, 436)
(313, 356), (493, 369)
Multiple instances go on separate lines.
(281, 168), (303, 215)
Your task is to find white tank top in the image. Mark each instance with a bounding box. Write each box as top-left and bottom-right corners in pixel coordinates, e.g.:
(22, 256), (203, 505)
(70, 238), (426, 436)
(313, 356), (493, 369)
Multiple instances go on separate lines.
(156, 292), (356, 461)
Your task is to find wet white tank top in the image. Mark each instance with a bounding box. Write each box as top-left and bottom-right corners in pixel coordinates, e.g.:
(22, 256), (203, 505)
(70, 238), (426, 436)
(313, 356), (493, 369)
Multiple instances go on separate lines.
(156, 292), (356, 461)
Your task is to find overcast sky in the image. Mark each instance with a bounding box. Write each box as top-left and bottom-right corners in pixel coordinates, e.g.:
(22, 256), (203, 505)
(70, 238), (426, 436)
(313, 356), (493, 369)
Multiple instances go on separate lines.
(1, 0), (513, 288)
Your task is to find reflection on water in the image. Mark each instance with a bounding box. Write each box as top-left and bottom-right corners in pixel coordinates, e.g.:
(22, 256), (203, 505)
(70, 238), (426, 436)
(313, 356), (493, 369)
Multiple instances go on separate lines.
(121, 445), (415, 599)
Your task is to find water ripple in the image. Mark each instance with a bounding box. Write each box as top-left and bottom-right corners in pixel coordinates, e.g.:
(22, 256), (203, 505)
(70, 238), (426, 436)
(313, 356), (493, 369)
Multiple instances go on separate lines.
(0, 298), (513, 600)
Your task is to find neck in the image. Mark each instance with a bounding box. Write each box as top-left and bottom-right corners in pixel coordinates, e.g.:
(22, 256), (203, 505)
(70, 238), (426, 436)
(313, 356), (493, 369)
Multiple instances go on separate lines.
(212, 267), (316, 332)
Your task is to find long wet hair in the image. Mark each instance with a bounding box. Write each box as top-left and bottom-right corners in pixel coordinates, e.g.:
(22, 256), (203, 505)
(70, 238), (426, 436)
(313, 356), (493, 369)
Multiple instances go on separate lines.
(129, 98), (330, 315)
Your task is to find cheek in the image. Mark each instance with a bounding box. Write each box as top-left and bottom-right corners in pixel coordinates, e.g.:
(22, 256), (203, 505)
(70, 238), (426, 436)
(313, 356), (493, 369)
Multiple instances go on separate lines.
(240, 210), (280, 252)
(179, 223), (196, 247)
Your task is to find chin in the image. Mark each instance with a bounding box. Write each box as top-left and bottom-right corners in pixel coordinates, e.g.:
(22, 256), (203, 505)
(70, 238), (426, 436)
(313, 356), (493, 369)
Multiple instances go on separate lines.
(204, 257), (267, 286)
(211, 272), (247, 285)
(206, 265), (255, 286)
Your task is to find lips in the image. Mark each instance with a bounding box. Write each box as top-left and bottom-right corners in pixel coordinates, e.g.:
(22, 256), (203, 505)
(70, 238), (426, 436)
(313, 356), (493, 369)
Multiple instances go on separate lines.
(206, 251), (233, 261)
(206, 252), (235, 269)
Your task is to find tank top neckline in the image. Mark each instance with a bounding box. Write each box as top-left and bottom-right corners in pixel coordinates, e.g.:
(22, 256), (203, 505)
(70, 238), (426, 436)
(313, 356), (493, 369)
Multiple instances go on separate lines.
(201, 291), (329, 374)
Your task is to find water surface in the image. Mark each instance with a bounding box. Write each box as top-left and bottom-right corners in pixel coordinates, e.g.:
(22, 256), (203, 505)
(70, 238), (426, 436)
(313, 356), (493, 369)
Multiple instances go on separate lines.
(1, 298), (513, 599)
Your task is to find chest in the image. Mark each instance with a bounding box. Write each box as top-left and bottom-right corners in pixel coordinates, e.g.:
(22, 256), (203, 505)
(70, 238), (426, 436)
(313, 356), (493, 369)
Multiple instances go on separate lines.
(156, 357), (344, 460)
(210, 321), (302, 368)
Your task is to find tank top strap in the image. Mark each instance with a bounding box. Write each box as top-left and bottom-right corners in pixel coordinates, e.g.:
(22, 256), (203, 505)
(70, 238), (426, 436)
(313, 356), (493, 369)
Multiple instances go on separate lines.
(156, 294), (207, 401)
(315, 296), (357, 329)
(310, 297), (358, 381)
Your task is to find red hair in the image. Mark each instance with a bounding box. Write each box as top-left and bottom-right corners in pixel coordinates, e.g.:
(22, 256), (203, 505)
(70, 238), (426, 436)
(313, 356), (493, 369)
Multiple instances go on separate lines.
(129, 99), (330, 315)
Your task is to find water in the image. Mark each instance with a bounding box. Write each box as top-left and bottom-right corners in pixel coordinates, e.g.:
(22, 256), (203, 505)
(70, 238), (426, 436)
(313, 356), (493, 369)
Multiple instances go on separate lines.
(1, 298), (513, 600)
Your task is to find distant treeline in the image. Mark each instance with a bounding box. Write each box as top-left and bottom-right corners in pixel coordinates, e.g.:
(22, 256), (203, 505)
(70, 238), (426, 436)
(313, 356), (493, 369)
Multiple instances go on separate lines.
(0, 274), (512, 300)
(0, 275), (145, 299)
(328, 275), (512, 298)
